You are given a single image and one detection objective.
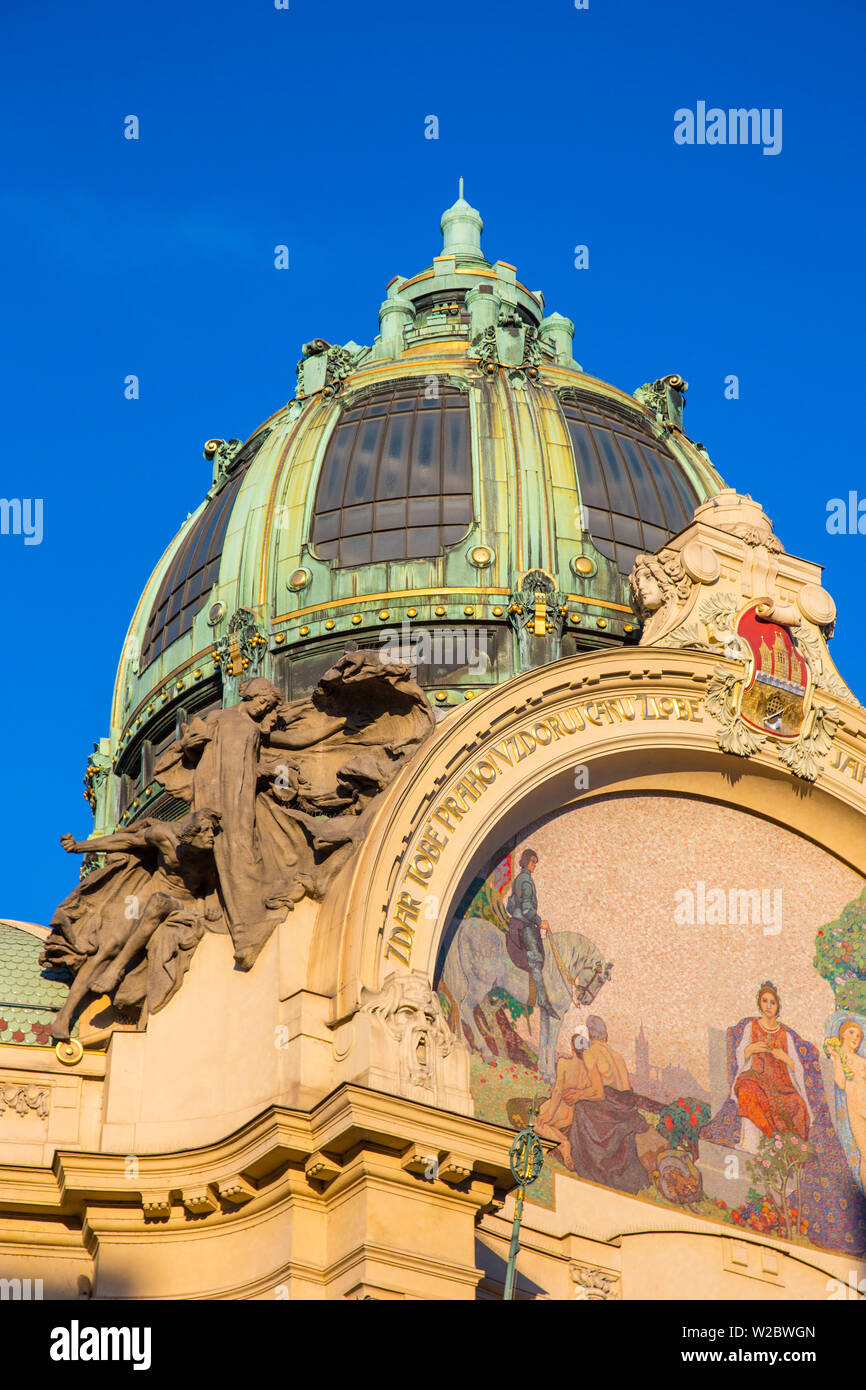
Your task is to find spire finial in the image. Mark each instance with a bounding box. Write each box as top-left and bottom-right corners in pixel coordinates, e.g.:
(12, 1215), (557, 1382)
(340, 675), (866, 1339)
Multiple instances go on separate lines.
(440, 182), (484, 259)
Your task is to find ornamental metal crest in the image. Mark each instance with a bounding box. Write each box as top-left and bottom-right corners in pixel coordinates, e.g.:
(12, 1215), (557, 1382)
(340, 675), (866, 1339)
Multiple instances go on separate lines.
(706, 600), (839, 781)
(213, 608), (267, 677)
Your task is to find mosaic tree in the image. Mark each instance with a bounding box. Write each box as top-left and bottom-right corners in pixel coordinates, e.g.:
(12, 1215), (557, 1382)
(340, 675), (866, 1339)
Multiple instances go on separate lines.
(743, 1133), (814, 1242)
(814, 887), (866, 1014)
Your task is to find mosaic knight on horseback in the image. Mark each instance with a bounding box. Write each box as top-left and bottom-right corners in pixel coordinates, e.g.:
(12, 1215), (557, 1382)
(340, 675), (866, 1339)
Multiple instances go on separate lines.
(504, 847), (559, 1020)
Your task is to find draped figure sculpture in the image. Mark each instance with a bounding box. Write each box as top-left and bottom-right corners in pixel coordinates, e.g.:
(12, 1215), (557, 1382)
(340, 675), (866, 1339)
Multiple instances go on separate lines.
(154, 653), (435, 967)
(41, 810), (223, 1040)
(41, 651), (435, 1037)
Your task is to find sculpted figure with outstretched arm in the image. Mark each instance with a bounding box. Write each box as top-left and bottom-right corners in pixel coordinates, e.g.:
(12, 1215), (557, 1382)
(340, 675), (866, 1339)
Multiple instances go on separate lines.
(43, 811), (222, 1040)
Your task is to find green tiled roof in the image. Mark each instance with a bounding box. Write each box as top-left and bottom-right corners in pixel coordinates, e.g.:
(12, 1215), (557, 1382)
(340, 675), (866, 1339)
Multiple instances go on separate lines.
(0, 922), (75, 1046)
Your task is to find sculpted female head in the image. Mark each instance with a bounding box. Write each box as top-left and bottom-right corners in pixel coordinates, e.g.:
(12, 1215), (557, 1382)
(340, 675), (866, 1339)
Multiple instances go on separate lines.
(628, 549), (690, 622)
(239, 677), (282, 721)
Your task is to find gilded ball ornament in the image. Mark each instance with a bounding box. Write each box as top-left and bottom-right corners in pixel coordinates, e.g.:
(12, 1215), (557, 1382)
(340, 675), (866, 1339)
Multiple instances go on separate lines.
(469, 545), (494, 568)
(571, 555), (596, 577)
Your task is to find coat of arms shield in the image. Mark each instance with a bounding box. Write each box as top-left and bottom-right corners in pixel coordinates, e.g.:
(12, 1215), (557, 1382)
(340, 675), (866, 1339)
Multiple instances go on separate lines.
(735, 601), (811, 741)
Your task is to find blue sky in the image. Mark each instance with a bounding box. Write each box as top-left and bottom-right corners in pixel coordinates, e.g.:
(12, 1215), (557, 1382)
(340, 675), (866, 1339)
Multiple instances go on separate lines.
(2, 0), (865, 924)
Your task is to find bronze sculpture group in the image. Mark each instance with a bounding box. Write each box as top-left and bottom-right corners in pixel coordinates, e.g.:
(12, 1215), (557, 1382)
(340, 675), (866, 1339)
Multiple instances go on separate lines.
(41, 653), (434, 1040)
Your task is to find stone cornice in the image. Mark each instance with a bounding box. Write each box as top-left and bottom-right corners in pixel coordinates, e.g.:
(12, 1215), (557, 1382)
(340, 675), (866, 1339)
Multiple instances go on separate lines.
(0, 1084), (518, 1230)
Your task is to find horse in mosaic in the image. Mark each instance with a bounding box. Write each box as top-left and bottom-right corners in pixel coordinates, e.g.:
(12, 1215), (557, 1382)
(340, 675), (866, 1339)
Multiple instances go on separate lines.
(440, 918), (613, 1079)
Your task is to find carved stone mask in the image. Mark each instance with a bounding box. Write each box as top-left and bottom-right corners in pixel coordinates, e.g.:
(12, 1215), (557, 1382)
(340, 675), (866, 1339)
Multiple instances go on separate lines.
(362, 973), (454, 1092)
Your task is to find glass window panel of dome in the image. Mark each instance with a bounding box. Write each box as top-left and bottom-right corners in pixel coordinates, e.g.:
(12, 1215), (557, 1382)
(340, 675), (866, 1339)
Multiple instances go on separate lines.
(584, 505), (613, 539)
(165, 582), (185, 625)
(442, 408), (471, 491)
(149, 544), (191, 636)
(339, 532), (372, 566)
(651, 447), (700, 523)
(583, 411), (614, 428)
(638, 445), (692, 529)
(144, 594), (169, 647)
(313, 509), (340, 544)
(406, 525), (441, 559)
(344, 417), (384, 505)
(641, 523), (669, 552)
(184, 473), (243, 581)
(615, 543), (641, 576)
(178, 578), (207, 634)
(373, 528), (406, 562)
(187, 476), (240, 577)
(187, 487), (232, 573)
(610, 514), (642, 547)
(408, 496), (440, 527)
(592, 535), (616, 563)
(202, 546), (223, 583)
(199, 559), (221, 600)
(418, 627), (484, 684)
(288, 645), (354, 701)
(341, 503), (373, 538)
(442, 524), (469, 545)
(615, 435), (667, 528)
(373, 499), (406, 530)
(316, 422), (358, 512)
(377, 413), (412, 498)
(409, 411), (442, 497)
(179, 586), (207, 630)
(316, 539), (339, 560)
(442, 493), (472, 524)
(594, 430), (640, 518)
(163, 613), (181, 649)
(143, 469), (249, 669)
(564, 417), (610, 510)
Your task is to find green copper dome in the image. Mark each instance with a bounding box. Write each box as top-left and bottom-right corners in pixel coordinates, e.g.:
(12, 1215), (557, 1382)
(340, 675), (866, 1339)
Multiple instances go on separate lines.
(96, 190), (724, 834)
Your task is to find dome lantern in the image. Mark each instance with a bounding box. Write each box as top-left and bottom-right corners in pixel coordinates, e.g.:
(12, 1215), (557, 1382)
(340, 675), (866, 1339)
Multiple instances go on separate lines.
(439, 178), (485, 261)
